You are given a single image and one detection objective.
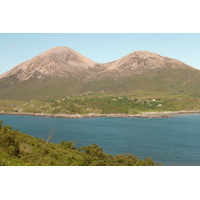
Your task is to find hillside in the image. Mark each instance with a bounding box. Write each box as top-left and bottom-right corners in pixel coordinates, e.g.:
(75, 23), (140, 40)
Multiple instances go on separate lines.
(0, 47), (200, 100)
(0, 120), (160, 166)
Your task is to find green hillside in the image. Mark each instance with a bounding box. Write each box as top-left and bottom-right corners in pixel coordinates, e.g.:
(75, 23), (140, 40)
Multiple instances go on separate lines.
(0, 121), (160, 166)
(0, 76), (85, 101)
(1, 67), (200, 101)
(85, 68), (200, 96)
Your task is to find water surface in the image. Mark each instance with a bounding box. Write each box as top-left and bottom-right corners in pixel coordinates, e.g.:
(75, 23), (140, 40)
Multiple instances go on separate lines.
(1, 114), (200, 166)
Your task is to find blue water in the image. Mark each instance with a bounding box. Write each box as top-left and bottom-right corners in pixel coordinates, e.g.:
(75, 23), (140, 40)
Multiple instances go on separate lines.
(1, 114), (200, 166)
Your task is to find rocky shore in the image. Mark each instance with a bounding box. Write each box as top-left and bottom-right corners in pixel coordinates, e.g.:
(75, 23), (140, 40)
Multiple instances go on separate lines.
(1, 110), (200, 119)
(141, 110), (200, 115)
(0, 112), (172, 118)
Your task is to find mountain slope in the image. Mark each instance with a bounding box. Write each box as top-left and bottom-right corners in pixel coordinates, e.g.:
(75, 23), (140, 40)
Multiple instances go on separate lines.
(0, 47), (200, 100)
(87, 50), (196, 79)
(0, 47), (98, 100)
(0, 46), (96, 83)
(82, 50), (200, 96)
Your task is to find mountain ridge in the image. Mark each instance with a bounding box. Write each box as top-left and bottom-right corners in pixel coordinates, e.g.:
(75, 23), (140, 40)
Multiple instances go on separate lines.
(1, 47), (198, 79)
(0, 46), (200, 100)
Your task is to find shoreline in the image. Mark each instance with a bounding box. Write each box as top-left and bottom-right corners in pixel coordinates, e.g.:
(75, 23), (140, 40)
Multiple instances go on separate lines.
(0, 112), (167, 118)
(1, 110), (200, 118)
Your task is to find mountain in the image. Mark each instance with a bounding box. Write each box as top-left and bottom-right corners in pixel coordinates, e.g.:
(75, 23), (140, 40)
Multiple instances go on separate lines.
(0, 46), (200, 100)
(103, 50), (195, 74)
(82, 50), (200, 96)
(86, 50), (196, 79)
(0, 46), (96, 83)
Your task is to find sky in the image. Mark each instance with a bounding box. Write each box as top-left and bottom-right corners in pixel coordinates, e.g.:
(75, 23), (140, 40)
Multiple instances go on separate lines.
(1, 33), (200, 75)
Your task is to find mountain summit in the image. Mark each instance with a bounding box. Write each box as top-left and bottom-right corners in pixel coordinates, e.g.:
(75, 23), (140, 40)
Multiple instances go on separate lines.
(99, 50), (195, 78)
(0, 46), (96, 83)
(0, 47), (199, 100)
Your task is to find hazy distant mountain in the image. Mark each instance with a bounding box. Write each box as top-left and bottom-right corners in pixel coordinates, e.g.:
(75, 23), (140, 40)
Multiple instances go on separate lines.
(0, 46), (200, 100)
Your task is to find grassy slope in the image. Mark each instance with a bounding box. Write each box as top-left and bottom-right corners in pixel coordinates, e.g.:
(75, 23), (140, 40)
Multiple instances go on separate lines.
(85, 68), (200, 96)
(0, 76), (85, 101)
(0, 121), (160, 166)
(0, 68), (200, 101)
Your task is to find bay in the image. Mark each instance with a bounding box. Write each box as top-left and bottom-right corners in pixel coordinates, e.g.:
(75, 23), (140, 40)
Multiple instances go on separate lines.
(1, 114), (200, 166)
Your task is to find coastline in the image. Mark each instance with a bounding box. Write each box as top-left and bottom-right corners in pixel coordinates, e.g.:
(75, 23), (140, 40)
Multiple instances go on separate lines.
(1, 110), (200, 118)
(0, 112), (163, 118)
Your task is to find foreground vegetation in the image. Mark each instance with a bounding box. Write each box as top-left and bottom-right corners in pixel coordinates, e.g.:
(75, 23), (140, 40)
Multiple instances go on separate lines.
(1, 92), (200, 115)
(0, 120), (161, 166)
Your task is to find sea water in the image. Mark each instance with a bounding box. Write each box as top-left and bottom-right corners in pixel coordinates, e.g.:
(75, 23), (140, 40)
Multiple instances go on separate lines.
(1, 114), (200, 166)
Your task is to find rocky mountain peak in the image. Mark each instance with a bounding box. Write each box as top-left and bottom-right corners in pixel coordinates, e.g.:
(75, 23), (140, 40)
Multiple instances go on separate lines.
(129, 50), (160, 57)
(104, 50), (195, 74)
(0, 46), (97, 82)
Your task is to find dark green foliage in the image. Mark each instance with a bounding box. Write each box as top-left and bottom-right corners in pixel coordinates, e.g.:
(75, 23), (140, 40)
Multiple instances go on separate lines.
(60, 141), (76, 150)
(0, 124), (20, 157)
(0, 121), (161, 166)
(0, 135), (20, 157)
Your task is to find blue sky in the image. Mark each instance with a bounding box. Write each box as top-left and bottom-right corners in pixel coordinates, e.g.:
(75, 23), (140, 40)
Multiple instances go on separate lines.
(1, 33), (200, 75)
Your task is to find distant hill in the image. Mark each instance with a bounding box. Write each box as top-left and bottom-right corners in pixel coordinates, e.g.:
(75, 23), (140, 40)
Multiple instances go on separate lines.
(0, 46), (200, 100)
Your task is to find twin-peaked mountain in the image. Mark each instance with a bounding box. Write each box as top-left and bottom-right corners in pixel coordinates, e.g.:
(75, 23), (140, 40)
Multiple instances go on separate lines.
(0, 46), (200, 100)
